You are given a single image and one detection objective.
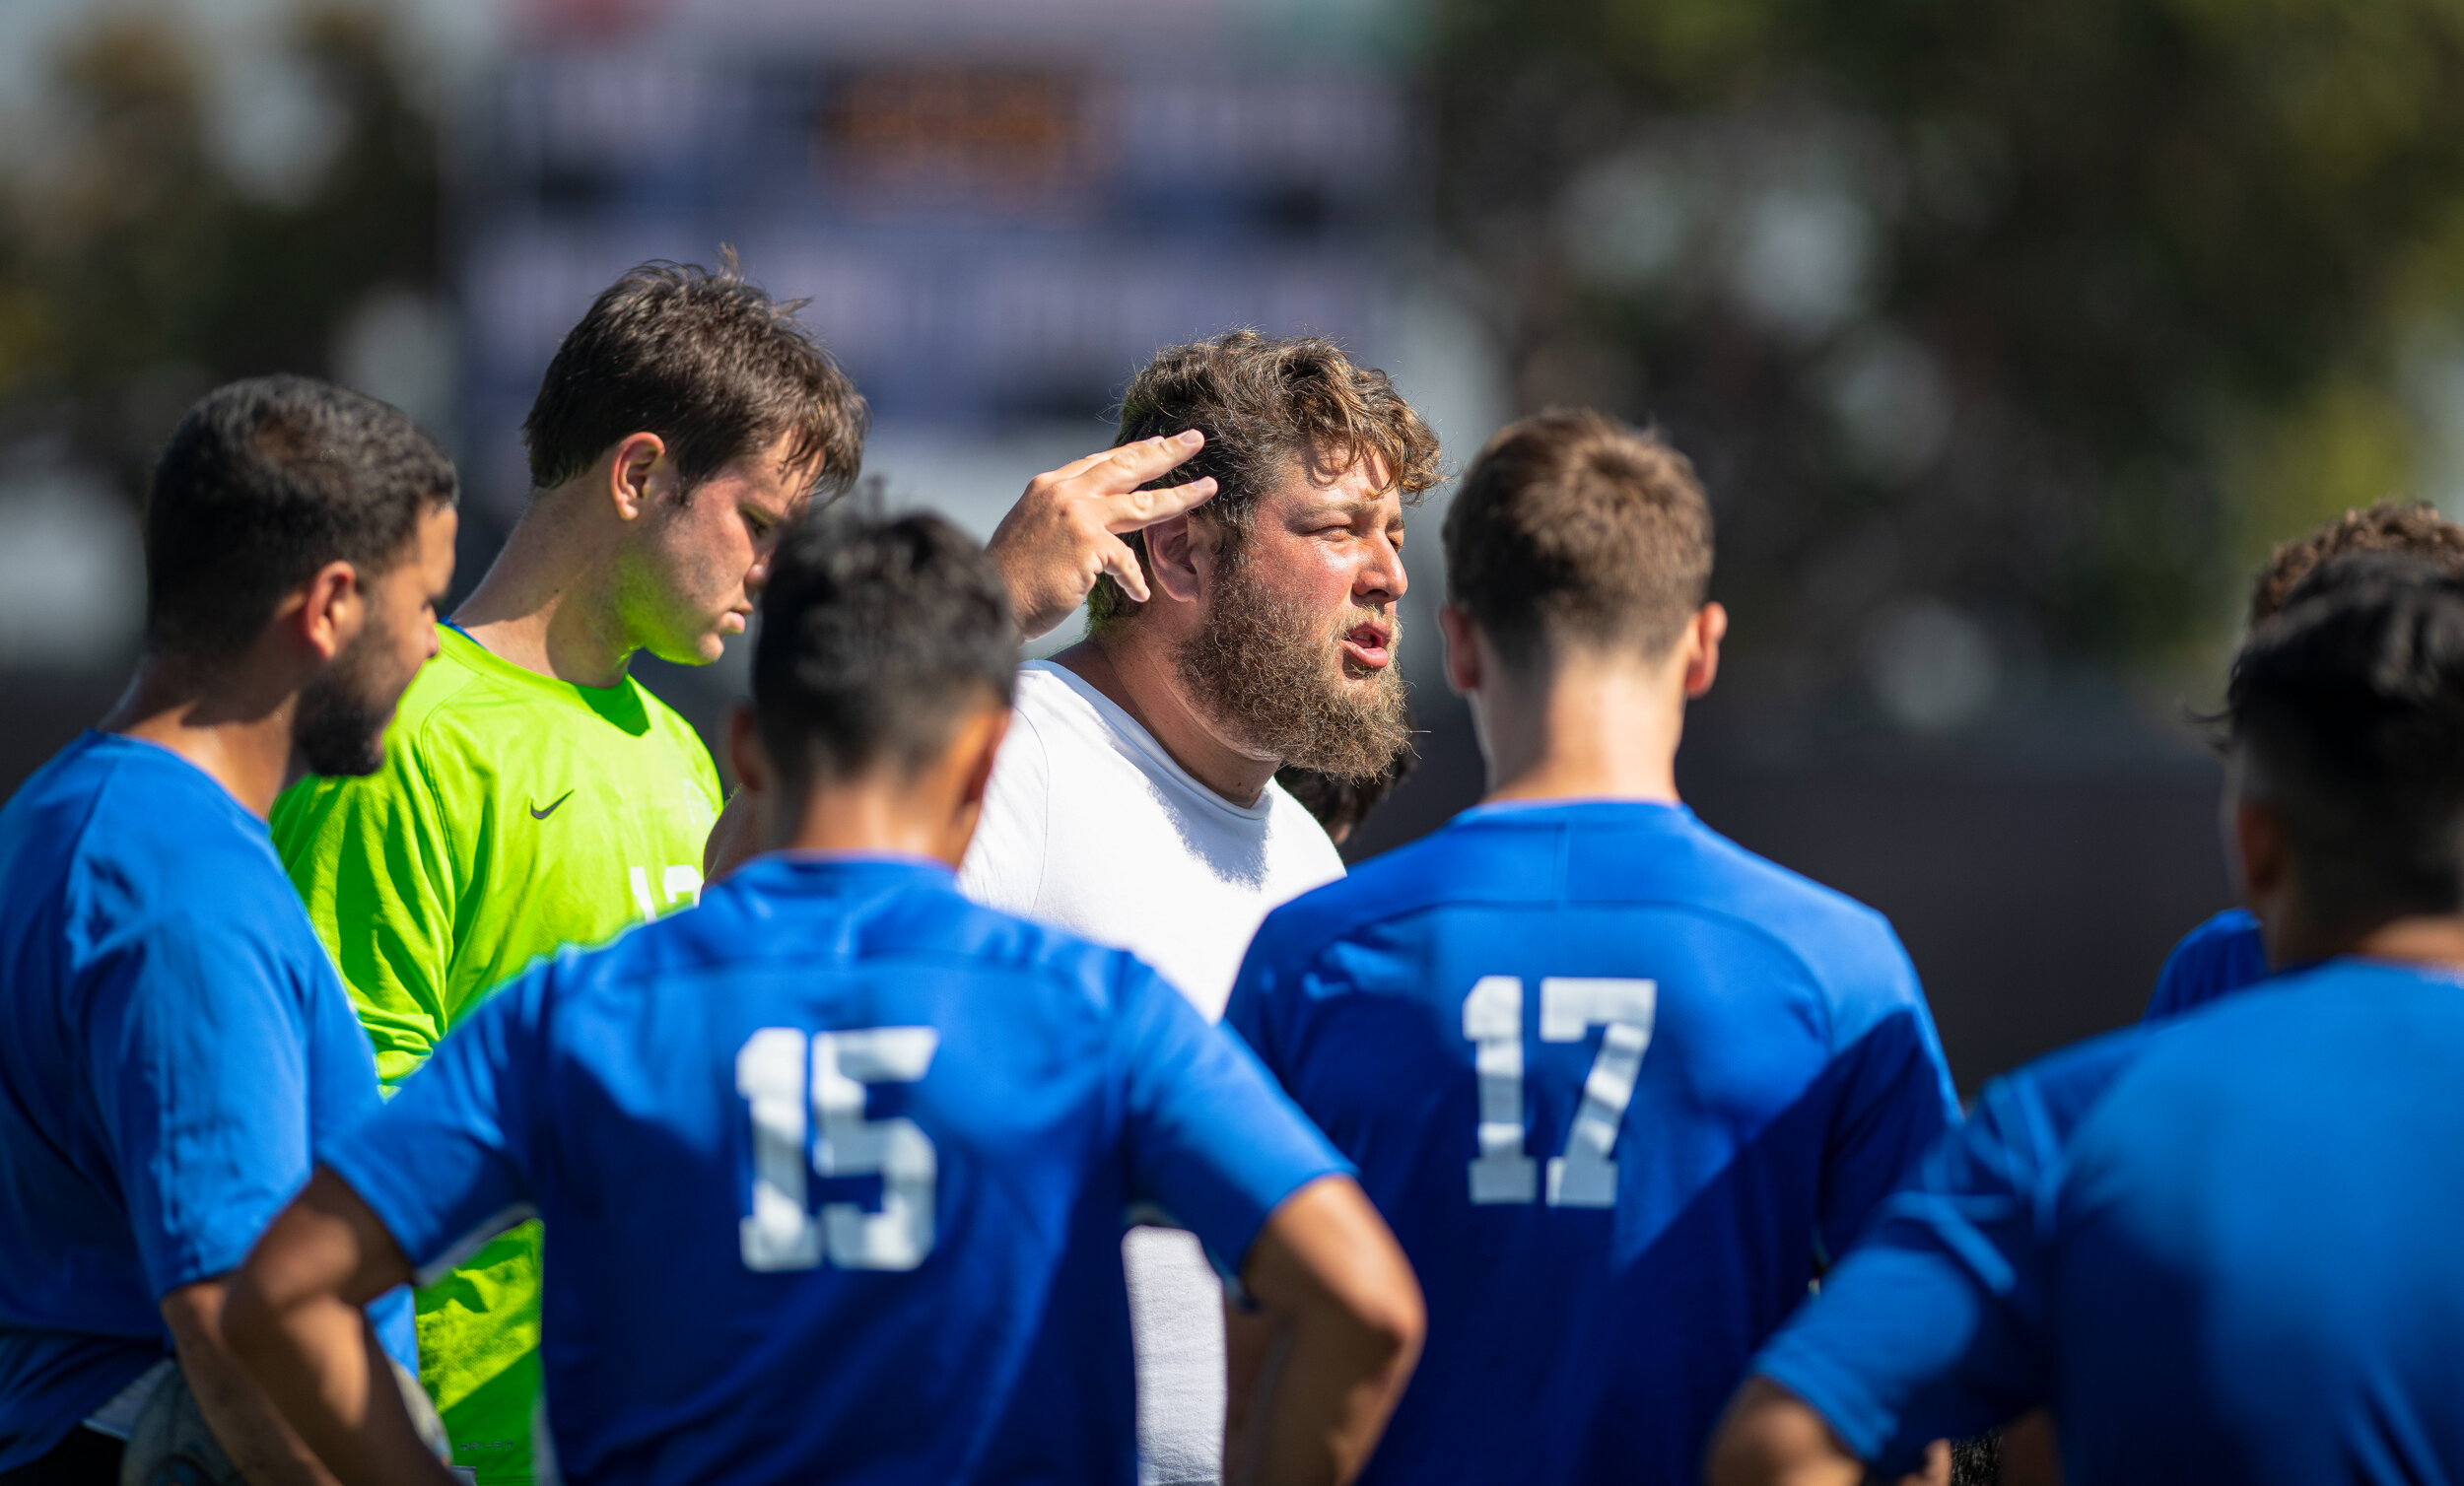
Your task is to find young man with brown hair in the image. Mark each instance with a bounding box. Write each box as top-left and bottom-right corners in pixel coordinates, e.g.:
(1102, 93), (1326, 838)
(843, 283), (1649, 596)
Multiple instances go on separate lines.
(2144, 500), (2464, 1022)
(270, 257), (865, 1484)
(0, 376), (456, 1484)
(1221, 411), (1958, 1486)
(956, 330), (1441, 1485)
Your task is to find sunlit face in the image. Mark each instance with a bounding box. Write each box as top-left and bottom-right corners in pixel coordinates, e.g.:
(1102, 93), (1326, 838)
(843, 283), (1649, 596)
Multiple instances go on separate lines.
(1175, 456), (1413, 777)
(295, 503), (457, 777)
(620, 434), (815, 666)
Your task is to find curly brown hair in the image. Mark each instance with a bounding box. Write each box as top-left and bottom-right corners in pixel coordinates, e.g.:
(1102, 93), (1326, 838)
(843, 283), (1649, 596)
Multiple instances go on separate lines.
(2250, 502), (2464, 627)
(1088, 330), (1442, 629)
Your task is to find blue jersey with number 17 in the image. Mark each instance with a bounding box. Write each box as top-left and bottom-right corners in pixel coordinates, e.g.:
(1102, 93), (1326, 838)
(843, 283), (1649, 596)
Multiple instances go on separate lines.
(321, 854), (1347, 1486)
(1224, 800), (1959, 1486)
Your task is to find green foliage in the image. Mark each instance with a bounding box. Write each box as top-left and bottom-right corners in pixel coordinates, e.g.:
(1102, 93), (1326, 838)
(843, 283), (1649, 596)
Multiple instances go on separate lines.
(1436, 0), (2464, 683)
(0, 5), (439, 502)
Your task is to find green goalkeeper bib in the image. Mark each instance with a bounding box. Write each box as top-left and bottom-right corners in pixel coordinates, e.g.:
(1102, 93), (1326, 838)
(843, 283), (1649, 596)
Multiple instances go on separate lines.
(273, 624), (722, 1484)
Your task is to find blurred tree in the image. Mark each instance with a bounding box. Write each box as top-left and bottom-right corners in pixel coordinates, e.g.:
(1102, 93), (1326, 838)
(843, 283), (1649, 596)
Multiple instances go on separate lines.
(0, 3), (441, 502)
(1435, 0), (2464, 712)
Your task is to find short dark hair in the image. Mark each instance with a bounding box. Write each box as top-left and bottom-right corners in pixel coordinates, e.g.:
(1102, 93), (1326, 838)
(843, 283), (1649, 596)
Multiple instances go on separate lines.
(753, 510), (1017, 786)
(1089, 330), (1442, 629)
(1277, 744), (1414, 843)
(145, 374), (456, 662)
(1443, 411), (1713, 664)
(2249, 502), (2464, 627)
(523, 253), (869, 503)
(2228, 553), (2464, 930)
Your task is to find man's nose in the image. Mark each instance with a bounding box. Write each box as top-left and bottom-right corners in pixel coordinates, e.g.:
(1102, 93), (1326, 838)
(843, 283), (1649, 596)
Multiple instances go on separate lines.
(1356, 532), (1407, 604)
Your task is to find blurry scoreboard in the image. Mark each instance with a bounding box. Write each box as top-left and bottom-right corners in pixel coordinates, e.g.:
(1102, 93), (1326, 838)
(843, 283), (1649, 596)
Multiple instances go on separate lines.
(453, 41), (1418, 512)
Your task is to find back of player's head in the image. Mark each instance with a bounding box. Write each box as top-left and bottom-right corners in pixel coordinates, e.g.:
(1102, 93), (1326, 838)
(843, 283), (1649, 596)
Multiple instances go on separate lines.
(2228, 553), (2464, 924)
(1442, 411), (1713, 665)
(524, 251), (868, 503)
(2249, 502), (2464, 628)
(145, 374), (457, 664)
(1089, 330), (1442, 629)
(753, 510), (1017, 787)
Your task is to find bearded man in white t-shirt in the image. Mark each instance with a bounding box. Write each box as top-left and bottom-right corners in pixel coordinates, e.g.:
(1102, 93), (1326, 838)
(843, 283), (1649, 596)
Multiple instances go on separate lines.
(965, 329), (1442, 1485)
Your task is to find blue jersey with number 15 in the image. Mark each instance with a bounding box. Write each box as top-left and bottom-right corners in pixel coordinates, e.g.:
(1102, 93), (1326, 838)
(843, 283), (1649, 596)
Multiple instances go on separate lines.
(321, 855), (1347, 1486)
(1224, 800), (1959, 1486)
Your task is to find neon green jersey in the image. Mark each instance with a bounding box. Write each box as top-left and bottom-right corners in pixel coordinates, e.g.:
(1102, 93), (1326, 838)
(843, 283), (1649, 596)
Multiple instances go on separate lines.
(273, 624), (721, 1485)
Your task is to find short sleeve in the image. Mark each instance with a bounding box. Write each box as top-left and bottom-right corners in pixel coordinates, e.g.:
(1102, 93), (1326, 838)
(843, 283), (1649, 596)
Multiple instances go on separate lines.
(1112, 957), (1347, 1282)
(272, 740), (461, 1089)
(956, 706), (1051, 917)
(85, 913), (318, 1297)
(319, 967), (546, 1284)
(1815, 933), (1960, 1260)
(1753, 1044), (2137, 1475)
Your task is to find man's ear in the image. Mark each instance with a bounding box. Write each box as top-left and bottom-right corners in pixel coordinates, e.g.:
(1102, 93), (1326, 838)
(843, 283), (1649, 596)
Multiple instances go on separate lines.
(2233, 794), (2290, 910)
(288, 560), (364, 665)
(726, 705), (769, 798)
(608, 433), (668, 521)
(1143, 514), (1210, 606)
(958, 705), (1013, 811)
(1438, 604), (1483, 697)
(1681, 602), (1728, 701)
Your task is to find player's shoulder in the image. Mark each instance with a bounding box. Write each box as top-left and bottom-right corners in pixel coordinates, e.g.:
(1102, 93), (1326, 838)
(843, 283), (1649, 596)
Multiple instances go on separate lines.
(599, 856), (1162, 1018)
(2145, 909), (2268, 1021)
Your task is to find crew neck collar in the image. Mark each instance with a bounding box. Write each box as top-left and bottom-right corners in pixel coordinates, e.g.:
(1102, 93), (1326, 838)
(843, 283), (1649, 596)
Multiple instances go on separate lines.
(1024, 659), (1276, 822)
(728, 852), (957, 894)
(437, 622), (637, 698)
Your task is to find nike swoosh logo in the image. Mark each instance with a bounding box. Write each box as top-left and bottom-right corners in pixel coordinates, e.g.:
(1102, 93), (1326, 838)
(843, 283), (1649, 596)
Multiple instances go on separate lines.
(528, 790), (575, 821)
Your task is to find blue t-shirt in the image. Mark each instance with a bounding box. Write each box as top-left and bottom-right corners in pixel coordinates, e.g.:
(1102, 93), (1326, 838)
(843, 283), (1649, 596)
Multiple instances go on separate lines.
(0, 733), (411, 1471)
(322, 853), (1348, 1486)
(1221, 800), (1959, 1486)
(2142, 908), (2271, 1021)
(1755, 958), (2464, 1484)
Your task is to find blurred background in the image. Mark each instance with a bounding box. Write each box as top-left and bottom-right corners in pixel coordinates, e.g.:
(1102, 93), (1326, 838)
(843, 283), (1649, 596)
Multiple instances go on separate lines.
(9, 0), (2460, 1091)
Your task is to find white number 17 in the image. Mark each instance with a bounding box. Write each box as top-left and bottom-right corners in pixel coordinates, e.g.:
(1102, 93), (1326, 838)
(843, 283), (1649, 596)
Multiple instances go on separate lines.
(1464, 976), (1656, 1208)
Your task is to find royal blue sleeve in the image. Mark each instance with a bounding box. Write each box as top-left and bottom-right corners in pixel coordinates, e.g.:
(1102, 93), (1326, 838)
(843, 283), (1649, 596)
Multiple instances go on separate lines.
(84, 912), (320, 1297)
(319, 967), (548, 1281)
(1220, 928), (1287, 1086)
(1114, 956), (1349, 1283)
(1755, 1036), (2141, 1474)
(2143, 910), (2269, 1023)
(1814, 926), (1961, 1261)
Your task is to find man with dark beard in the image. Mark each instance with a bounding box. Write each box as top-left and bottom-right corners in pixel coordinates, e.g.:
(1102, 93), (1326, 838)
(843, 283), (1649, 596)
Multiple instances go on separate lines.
(958, 330), (1441, 1486)
(0, 376), (456, 1484)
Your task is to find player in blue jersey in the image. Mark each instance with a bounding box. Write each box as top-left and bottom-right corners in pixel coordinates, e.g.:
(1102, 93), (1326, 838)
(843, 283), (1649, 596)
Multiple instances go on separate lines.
(1219, 413), (1959, 1486)
(2145, 501), (2464, 1023)
(224, 510), (1424, 1486)
(1714, 557), (2464, 1486)
(0, 377), (455, 1484)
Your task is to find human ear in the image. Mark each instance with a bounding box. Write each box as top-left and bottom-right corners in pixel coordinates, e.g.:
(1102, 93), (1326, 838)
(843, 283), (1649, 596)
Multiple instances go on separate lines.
(608, 433), (668, 521)
(291, 560), (363, 665)
(1144, 515), (1207, 606)
(726, 705), (769, 797)
(1438, 604), (1483, 697)
(1682, 602), (1728, 700)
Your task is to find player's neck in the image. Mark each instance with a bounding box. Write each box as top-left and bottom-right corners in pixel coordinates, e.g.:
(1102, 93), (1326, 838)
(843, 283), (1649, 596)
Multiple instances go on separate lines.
(2283, 910), (2464, 973)
(1053, 633), (1281, 806)
(449, 490), (637, 689)
(1474, 654), (1684, 806)
(100, 653), (303, 818)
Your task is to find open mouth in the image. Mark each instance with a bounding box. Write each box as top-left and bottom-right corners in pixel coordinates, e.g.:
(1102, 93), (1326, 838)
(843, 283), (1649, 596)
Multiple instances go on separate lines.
(1339, 622), (1394, 670)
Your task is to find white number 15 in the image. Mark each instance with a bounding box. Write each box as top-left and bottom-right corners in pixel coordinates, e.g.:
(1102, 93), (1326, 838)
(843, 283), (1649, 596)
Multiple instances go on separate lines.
(1464, 976), (1655, 1208)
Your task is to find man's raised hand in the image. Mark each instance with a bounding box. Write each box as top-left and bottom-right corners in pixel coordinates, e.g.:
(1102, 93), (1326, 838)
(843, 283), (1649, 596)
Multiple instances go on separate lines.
(986, 430), (1218, 641)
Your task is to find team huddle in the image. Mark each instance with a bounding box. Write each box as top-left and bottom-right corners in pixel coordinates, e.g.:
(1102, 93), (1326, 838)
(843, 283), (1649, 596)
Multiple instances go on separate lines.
(4, 253), (2464, 1486)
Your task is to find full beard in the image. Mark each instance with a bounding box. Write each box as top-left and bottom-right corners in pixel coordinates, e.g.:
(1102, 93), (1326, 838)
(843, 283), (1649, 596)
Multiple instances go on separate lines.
(292, 628), (396, 778)
(1174, 555), (1413, 781)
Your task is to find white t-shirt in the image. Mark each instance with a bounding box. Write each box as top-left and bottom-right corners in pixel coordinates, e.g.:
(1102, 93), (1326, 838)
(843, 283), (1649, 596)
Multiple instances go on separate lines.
(959, 659), (1345, 1485)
